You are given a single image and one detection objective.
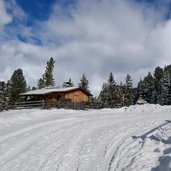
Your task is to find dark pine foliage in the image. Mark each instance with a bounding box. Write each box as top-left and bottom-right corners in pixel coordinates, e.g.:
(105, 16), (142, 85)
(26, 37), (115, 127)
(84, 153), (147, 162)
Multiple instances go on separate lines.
(98, 64), (171, 107)
(37, 57), (55, 88)
(78, 74), (90, 92)
(9, 68), (27, 105)
(134, 65), (171, 105)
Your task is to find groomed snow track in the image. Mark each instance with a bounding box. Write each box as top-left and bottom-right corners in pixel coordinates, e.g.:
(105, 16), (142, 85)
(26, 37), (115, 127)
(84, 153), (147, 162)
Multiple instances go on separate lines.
(0, 104), (171, 171)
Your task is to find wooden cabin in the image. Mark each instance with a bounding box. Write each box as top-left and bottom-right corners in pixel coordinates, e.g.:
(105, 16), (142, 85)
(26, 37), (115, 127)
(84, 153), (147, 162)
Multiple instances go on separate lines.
(20, 86), (92, 108)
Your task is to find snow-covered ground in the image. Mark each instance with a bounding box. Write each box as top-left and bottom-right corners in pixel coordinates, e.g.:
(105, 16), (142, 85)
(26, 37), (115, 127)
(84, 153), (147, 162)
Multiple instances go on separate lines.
(0, 104), (171, 171)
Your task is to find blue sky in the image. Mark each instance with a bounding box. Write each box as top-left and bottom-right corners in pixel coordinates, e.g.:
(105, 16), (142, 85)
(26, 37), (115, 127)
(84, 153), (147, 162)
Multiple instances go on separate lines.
(15, 0), (56, 21)
(4, 0), (170, 47)
(10, 0), (76, 22)
(11, 0), (171, 22)
(1, 0), (171, 95)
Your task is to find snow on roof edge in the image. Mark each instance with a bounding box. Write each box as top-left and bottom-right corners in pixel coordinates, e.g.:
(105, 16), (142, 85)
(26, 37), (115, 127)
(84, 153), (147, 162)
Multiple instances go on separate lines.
(20, 86), (92, 96)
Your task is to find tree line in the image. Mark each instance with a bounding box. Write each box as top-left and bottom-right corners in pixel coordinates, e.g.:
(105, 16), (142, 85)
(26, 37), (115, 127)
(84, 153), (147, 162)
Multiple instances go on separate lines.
(97, 65), (171, 107)
(0, 57), (170, 110)
(0, 57), (89, 110)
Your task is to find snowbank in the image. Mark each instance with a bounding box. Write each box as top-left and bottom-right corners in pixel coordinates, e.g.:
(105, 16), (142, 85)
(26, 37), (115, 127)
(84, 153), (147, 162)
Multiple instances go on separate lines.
(100, 104), (171, 113)
(125, 104), (171, 113)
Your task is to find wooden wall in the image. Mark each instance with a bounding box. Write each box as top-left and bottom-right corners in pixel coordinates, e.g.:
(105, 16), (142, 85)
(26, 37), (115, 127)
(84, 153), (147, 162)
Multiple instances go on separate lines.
(45, 90), (89, 107)
(64, 90), (89, 102)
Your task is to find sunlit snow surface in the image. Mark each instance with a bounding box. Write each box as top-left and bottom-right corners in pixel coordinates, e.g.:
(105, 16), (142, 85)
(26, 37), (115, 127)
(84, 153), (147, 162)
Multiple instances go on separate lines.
(0, 104), (171, 171)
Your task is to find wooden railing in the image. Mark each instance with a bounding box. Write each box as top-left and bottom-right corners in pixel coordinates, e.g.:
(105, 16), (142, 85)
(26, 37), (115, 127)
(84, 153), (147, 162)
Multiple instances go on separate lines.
(11, 100), (103, 110)
(15, 100), (43, 109)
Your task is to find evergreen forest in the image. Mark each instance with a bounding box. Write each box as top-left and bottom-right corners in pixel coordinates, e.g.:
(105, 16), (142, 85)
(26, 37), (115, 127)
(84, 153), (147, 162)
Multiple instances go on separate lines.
(0, 57), (170, 110)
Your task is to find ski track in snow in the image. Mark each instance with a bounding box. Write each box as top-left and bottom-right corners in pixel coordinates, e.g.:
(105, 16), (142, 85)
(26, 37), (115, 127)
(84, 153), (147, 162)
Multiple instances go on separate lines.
(0, 105), (171, 171)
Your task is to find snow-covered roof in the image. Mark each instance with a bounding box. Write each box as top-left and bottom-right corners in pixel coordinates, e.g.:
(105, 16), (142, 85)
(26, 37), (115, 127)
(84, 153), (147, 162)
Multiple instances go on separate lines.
(20, 86), (91, 96)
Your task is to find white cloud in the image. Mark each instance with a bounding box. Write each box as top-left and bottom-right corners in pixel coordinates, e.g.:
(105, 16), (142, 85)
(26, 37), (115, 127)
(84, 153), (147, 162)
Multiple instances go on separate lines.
(0, 0), (12, 33)
(0, 0), (171, 96)
(40, 0), (162, 82)
(0, 40), (60, 84)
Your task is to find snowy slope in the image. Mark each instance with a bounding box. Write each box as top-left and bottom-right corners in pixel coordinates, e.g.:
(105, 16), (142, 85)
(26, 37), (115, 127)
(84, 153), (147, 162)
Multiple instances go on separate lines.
(0, 104), (171, 171)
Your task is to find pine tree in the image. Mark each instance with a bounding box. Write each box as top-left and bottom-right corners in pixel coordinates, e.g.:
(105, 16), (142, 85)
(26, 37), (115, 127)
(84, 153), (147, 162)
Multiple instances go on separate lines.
(9, 69), (27, 105)
(159, 70), (171, 105)
(136, 72), (154, 103)
(37, 78), (45, 89)
(124, 74), (133, 106)
(153, 66), (163, 103)
(98, 83), (109, 107)
(107, 72), (118, 107)
(68, 78), (74, 87)
(151, 90), (158, 104)
(98, 73), (120, 108)
(143, 72), (154, 103)
(3, 81), (10, 109)
(44, 57), (55, 86)
(119, 81), (125, 106)
(37, 57), (55, 88)
(0, 81), (5, 111)
(78, 74), (89, 92)
(136, 78), (146, 102)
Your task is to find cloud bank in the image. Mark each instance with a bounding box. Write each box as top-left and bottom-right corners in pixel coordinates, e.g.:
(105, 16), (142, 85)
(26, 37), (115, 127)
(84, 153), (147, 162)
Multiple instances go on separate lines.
(0, 0), (171, 95)
(0, 0), (12, 33)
